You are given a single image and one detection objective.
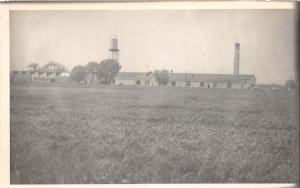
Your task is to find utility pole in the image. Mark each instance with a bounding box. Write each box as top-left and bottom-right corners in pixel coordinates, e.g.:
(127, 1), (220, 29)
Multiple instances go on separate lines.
(185, 61), (188, 87)
(185, 70), (187, 87)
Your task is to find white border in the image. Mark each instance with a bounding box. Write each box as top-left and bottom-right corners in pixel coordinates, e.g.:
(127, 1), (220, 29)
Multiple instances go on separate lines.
(0, 1), (297, 188)
(0, 1), (297, 10)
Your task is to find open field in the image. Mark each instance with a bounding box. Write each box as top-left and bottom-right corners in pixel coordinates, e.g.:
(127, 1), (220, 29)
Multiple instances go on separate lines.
(10, 84), (297, 183)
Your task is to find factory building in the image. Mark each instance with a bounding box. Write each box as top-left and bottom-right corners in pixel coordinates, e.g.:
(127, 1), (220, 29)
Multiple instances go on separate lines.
(115, 72), (255, 89)
(115, 42), (256, 89)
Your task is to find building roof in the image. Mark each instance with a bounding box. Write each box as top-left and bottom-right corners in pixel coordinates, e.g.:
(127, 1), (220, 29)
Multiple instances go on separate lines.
(59, 72), (70, 77)
(168, 73), (256, 82)
(12, 70), (33, 75)
(115, 72), (147, 80)
(116, 72), (256, 82)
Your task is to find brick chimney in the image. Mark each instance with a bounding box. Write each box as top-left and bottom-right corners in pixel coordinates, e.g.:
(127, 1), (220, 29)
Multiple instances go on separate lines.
(233, 43), (240, 75)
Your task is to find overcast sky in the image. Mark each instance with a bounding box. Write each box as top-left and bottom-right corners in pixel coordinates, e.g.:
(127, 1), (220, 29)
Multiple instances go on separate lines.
(10, 10), (296, 84)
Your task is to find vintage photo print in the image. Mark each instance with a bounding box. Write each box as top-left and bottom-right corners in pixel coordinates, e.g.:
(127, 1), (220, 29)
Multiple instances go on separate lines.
(3, 1), (298, 185)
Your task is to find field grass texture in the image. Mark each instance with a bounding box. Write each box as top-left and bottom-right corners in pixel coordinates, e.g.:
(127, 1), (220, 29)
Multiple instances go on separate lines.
(10, 84), (298, 183)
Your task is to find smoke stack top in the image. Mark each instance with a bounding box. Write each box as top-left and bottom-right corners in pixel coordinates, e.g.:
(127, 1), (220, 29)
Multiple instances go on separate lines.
(233, 43), (240, 75)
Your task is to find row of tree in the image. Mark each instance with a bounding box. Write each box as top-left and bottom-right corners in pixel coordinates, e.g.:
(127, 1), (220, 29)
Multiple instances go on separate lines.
(285, 79), (296, 90)
(27, 61), (67, 73)
(69, 60), (170, 85)
(70, 59), (121, 84)
(27, 59), (121, 84)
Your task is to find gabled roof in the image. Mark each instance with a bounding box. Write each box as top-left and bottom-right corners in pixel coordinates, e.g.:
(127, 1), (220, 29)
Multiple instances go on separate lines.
(116, 72), (147, 80)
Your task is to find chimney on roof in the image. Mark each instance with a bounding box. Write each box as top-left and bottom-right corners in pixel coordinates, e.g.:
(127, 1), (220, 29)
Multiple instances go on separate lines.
(233, 43), (240, 75)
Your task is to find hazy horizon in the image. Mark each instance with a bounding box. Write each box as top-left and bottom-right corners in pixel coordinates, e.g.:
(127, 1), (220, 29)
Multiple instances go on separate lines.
(10, 10), (296, 84)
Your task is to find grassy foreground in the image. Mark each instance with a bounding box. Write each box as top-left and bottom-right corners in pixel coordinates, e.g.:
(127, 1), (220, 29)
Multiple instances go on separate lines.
(10, 84), (297, 183)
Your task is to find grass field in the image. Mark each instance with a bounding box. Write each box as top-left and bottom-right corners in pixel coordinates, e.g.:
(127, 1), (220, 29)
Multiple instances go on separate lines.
(10, 84), (298, 183)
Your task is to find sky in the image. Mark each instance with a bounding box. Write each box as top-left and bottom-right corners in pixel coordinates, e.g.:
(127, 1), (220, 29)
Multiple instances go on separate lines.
(10, 10), (296, 84)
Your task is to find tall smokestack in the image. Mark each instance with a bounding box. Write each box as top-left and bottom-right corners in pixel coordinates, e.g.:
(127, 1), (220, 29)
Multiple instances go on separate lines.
(233, 43), (240, 75)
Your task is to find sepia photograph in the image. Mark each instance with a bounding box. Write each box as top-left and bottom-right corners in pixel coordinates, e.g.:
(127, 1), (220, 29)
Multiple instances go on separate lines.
(8, 5), (298, 184)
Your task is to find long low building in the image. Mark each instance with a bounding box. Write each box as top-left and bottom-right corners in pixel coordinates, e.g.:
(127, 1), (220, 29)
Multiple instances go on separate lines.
(115, 72), (256, 89)
(115, 43), (256, 89)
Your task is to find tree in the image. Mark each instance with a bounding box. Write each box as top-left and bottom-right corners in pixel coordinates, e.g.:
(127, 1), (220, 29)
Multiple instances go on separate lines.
(154, 69), (169, 86)
(42, 61), (66, 73)
(95, 59), (121, 84)
(70, 65), (87, 83)
(285, 79), (296, 90)
(86, 61), (98, 72)
(27, 63), (39, 72)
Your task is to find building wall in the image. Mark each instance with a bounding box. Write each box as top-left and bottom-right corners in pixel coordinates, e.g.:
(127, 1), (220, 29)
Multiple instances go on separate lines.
(243, 79), (256, 89)
(167, 81), (175, 87)
(232, 82), (242, 89)
(191, 82), (200, 87)
(59, 72), (70, 77)
(140, 80), (146, 86)
(39, 73), (48, 79)
(176, 81), (186, 87)
(140, 79), (150, 86)
(216, 82), (227, 89)
(31, 73), (39, 81)
(115, 79), (137, 85)
(151, 80), (159, 87)
(115, 77), (256, 89)
(204, 82), (214, 88)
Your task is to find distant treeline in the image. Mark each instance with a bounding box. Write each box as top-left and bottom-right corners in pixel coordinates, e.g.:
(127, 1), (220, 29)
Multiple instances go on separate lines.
(15, 59), (121, 84)
(256, 80), (296, 90)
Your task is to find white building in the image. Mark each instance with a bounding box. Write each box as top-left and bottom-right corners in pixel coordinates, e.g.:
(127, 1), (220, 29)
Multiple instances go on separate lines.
(115, 72), (256, 89)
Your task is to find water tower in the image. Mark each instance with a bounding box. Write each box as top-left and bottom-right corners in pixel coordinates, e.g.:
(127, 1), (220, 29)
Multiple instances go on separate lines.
(109, 35), (120, 62)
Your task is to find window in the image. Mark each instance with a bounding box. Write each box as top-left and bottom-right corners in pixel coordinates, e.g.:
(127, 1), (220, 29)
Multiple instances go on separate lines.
(227, 82), (232, 88)
(213, 82), (217, 88)
(145, 80), (150, 86)
(186, 81), (191, 87)
(200, 82), (204, 87)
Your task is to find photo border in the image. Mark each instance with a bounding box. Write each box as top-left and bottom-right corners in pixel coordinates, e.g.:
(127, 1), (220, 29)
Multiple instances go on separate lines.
(0, 1), (298, 188)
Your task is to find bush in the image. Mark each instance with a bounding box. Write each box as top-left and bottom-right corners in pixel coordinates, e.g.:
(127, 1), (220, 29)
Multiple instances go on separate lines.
(154, 69), (169, 86)
(95, 59), (121, 84)
(70, 65), (87, 83)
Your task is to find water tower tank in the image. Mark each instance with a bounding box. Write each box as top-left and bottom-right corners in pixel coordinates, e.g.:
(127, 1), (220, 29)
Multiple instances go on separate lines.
(110, 37), (119, 51)
(109, 35), (120, 62)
